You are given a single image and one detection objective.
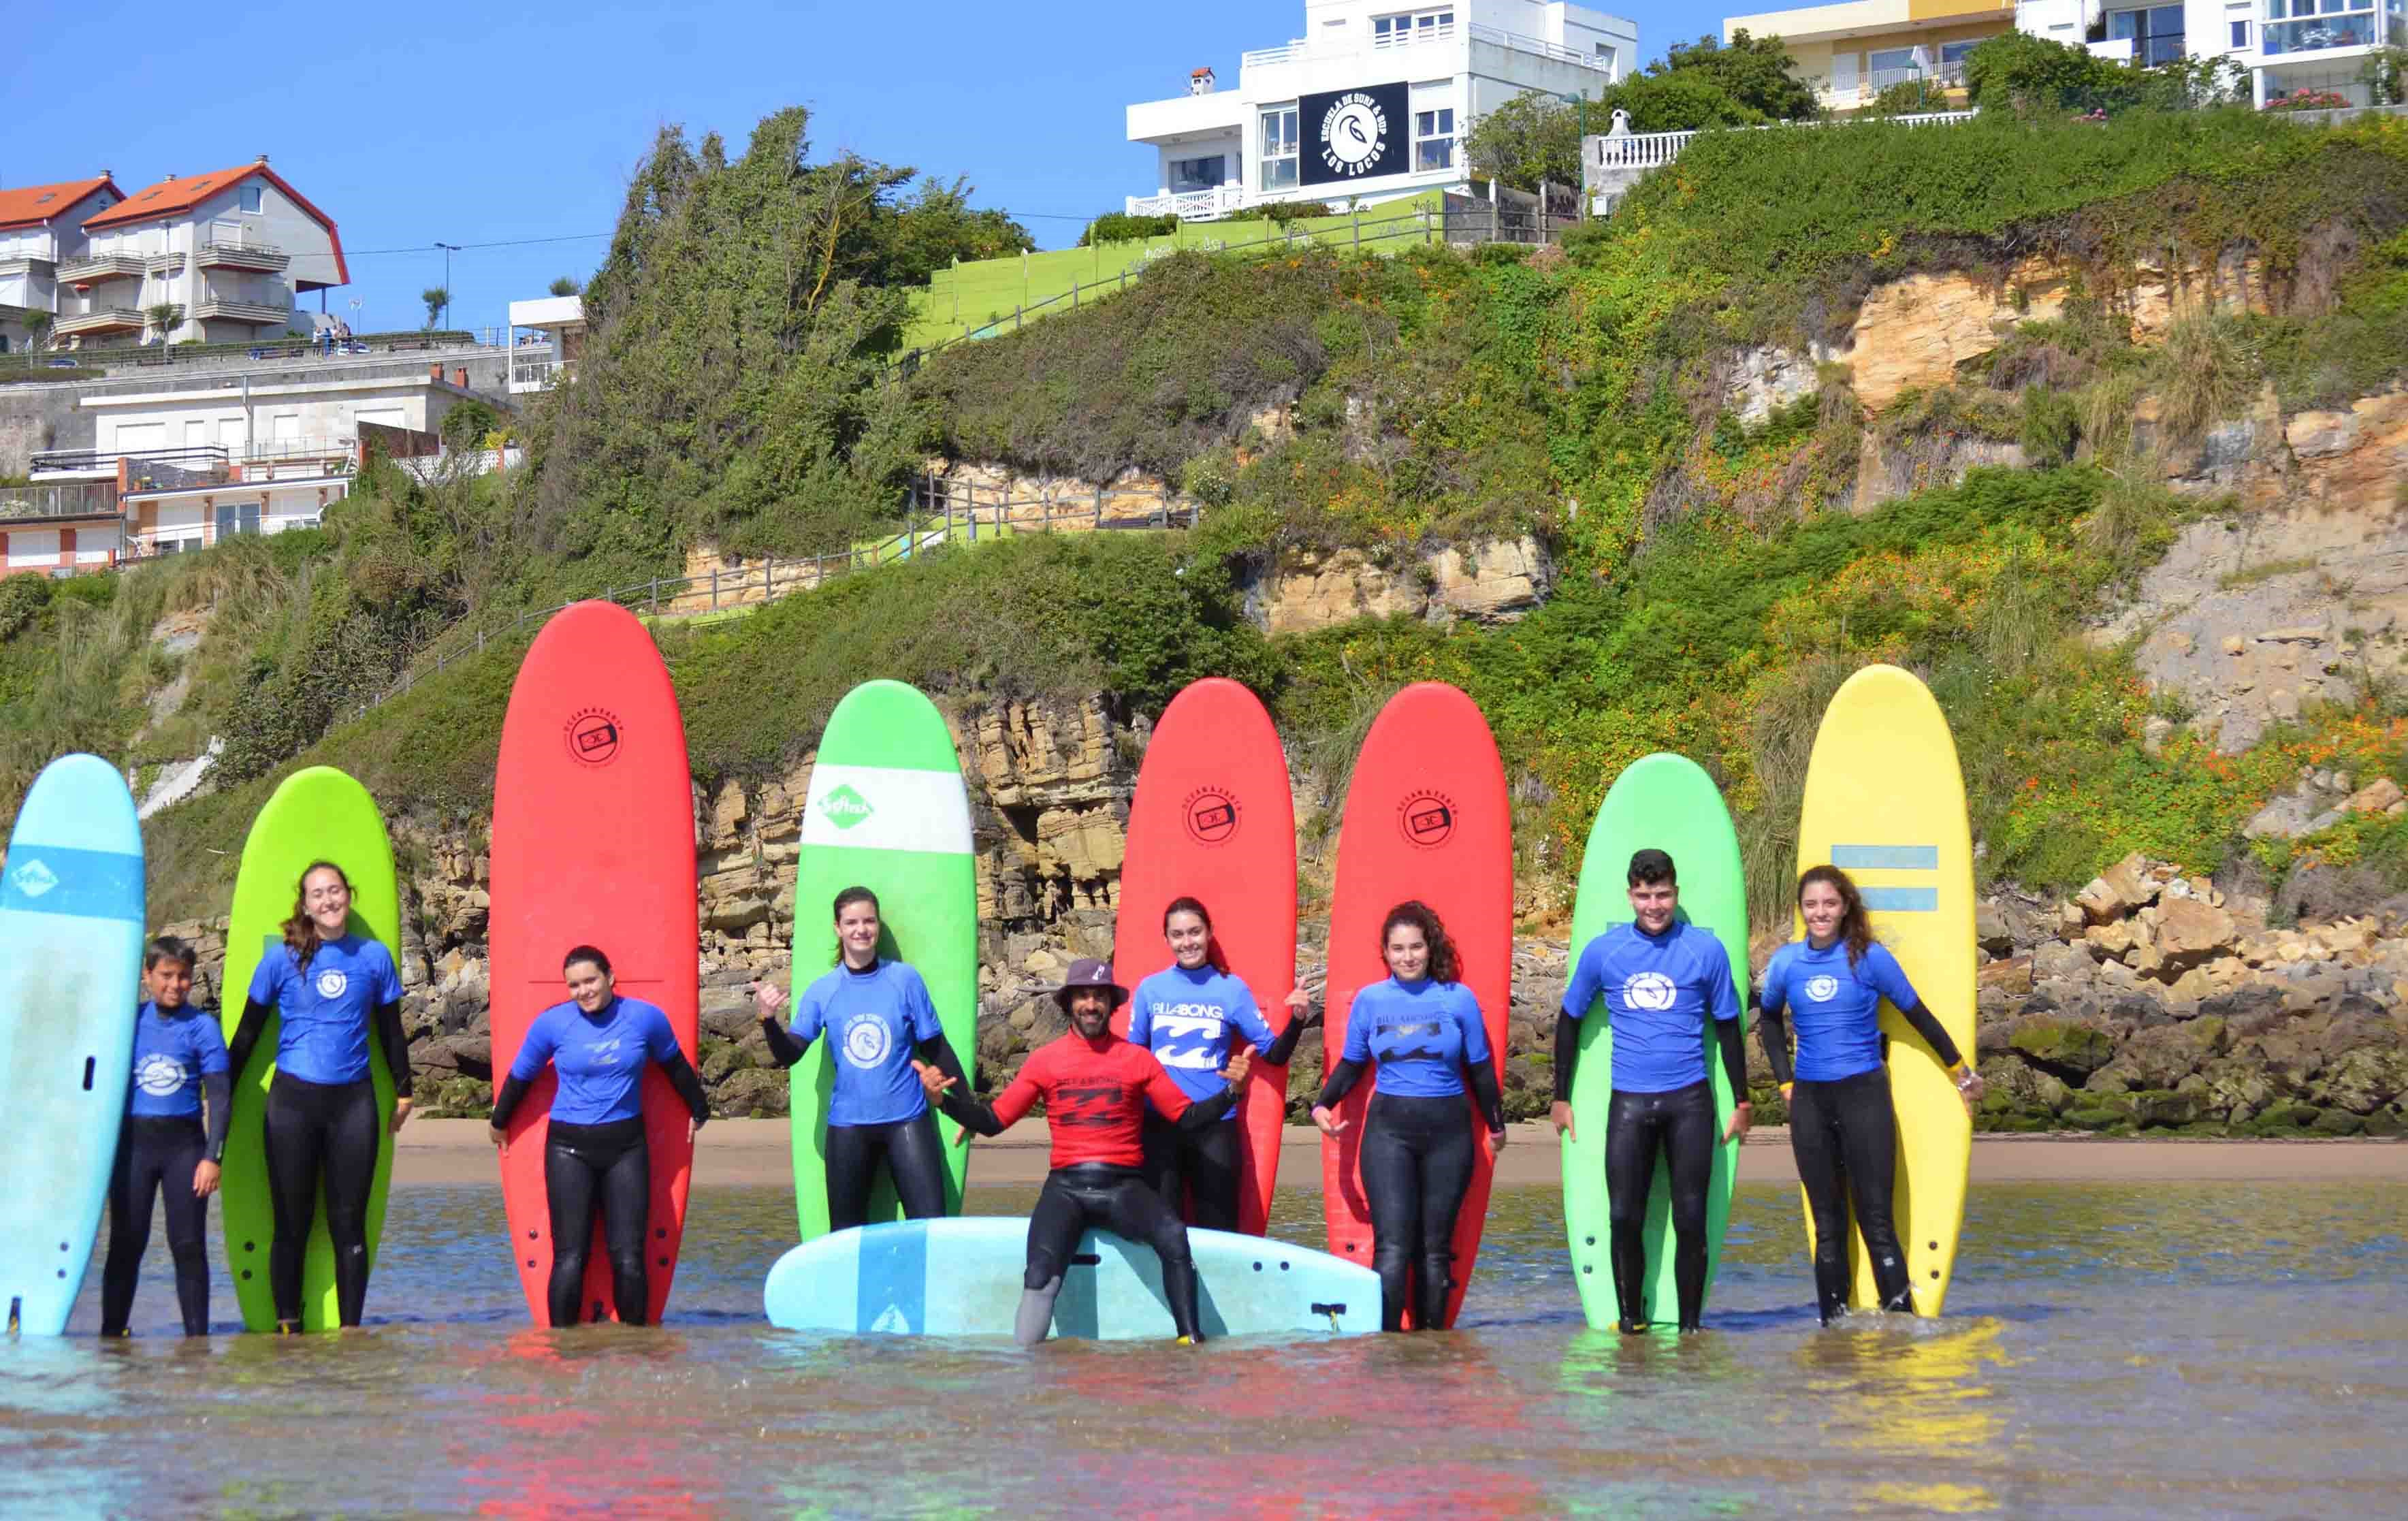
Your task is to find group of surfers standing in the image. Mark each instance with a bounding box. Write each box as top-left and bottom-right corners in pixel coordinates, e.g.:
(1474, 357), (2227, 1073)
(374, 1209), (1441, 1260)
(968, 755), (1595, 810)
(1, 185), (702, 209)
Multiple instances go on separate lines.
(103, 850), (1984, 1343)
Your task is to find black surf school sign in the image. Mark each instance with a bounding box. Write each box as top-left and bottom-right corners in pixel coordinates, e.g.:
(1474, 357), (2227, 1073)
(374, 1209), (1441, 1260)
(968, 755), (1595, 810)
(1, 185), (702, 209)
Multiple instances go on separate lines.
(1300, 80), (1409, 187)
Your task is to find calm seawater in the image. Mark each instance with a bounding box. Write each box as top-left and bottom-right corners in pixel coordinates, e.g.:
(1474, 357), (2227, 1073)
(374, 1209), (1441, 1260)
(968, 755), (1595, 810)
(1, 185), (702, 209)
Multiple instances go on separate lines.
(3, 1180), (2402, 1518)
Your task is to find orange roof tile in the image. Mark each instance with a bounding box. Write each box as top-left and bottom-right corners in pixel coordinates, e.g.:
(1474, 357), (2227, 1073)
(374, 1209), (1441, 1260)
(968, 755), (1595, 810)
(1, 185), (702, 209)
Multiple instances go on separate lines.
(0, 176), (120, 231)
(84, 162), (347, 285)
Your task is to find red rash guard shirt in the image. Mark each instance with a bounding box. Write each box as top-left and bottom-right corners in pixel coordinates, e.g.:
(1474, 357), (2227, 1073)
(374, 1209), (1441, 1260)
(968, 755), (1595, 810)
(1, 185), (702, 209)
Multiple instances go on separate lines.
(988, 1031), (1200, 1169)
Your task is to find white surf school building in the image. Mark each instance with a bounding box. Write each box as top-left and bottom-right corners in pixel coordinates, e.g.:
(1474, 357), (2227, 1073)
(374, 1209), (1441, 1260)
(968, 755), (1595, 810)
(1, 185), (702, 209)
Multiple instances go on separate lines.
(1125, 1), (1638, 219)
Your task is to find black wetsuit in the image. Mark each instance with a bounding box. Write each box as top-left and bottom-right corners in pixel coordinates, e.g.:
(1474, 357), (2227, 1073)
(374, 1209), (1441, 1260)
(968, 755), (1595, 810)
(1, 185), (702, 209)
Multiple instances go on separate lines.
(101, 1000), (231, 1337)
(1138, 1011), (1314, 1231)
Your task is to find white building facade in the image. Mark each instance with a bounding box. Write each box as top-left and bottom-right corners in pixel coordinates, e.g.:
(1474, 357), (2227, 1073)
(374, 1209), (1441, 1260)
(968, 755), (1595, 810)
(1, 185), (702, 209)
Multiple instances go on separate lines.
(0, 176), (125, 353)
(2014, 1), (2403, 105)
(1127, 0), (1639, 218)
(504, 294), (586, 394)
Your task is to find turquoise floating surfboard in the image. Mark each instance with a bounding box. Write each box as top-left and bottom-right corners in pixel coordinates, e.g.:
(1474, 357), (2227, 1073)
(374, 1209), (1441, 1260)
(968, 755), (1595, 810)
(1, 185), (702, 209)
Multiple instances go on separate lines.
(763, 1219), (1381, 1339)
(0, 754), (144, 1336)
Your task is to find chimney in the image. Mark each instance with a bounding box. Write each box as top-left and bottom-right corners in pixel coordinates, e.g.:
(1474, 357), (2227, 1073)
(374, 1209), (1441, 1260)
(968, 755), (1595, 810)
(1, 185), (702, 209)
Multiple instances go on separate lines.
(1189, 66), (1216, 96)
(257, 154), (270, 165)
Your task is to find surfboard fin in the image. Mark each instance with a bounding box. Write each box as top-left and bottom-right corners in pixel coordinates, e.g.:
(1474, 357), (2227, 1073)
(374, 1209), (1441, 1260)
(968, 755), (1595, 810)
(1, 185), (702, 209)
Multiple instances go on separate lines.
(5, 1296), (17, 1335)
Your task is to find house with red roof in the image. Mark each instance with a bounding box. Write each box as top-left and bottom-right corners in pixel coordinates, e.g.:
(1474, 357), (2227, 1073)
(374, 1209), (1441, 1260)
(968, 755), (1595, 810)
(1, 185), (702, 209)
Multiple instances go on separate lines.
(0, 174), (124, 353)
(57, 155), (347, 349)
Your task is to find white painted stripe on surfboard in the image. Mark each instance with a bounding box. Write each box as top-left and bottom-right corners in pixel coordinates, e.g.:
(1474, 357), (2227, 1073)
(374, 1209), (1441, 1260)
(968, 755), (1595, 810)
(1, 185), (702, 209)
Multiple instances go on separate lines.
(801, 762), (972, 855)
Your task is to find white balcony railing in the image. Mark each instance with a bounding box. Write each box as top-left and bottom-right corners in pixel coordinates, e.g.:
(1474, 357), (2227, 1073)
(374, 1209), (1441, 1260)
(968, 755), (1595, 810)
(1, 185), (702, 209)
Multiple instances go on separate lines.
(1588, 110), (1978, 186)
(193, 296), (294, 327)
(1127, 185), (1248, 221)
(1466, 22), (1613, 72)
(58, 253), (145, 284)
(52, 306), (145, 336)
(1240, 21), (1611, 76)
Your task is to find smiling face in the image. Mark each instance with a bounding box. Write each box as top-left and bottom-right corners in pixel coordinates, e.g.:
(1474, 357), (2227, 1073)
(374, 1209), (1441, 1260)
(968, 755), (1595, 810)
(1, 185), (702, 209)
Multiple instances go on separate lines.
(836, 898), (881, 967)
(1065, 987), (1114, 1039)
(1801, 879), (1846, 945)
(565, 958), (614, 1014)
(1627, 878), (1678, 935)
(1166, 908), (1212, 970)
(1383, 921), (1430, 982)
(302, 865), (352, 939)
(145, 957), (193, 1010)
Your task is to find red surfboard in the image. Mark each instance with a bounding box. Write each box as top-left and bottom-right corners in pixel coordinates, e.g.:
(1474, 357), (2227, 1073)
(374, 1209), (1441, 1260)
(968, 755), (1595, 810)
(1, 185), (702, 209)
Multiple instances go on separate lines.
(1321, 682), (1511, 1327)
(1109, 677), (1300, 1236)
(489, 601), (699, 1325)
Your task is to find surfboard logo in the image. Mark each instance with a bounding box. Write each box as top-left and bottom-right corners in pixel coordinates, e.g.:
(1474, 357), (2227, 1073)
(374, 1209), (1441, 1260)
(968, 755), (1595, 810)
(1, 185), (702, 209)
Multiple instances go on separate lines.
(564, 707), (623, 767)
(1182, 786), (1240, 846)
(1396, 790), (1457, 849)
(7, 857), (57, 899)
(819, 784), (875, 831)
(1805, 975), (1840, 1002)
(1622, 972), (1677, 1011)
(869, 1302), (912, 1334)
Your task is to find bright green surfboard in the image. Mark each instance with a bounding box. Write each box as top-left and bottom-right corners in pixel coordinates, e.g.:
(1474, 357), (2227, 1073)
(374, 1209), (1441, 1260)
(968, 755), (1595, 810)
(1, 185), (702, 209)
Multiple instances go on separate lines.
(1561, 753), (1749, 1331)
(218, 767), (402, 1332)
(787, 681), (978, 1241)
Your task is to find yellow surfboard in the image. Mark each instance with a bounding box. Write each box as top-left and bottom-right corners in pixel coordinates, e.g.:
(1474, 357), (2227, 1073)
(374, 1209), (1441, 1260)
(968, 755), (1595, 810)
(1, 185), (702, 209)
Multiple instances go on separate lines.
(1794, 664), (1974, 1315)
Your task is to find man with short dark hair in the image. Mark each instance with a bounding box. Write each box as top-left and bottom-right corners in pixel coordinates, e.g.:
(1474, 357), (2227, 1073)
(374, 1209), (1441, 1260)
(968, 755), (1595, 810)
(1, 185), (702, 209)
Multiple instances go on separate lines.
(1550, 848), (1748, 1332)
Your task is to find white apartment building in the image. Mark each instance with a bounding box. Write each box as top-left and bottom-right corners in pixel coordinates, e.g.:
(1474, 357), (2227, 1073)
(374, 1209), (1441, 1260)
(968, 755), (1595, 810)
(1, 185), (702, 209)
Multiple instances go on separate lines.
(0, 175), (125, 353)
(1127, 1), (1639, 219)
(504, 293), (586, 394)
(54, 156), (347, 349)
(2019, 0), (2407, 103)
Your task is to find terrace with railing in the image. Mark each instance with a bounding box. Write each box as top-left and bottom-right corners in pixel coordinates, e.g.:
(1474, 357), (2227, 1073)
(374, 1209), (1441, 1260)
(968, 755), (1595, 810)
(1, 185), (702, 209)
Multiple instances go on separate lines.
(1239, 19), (1614, 76)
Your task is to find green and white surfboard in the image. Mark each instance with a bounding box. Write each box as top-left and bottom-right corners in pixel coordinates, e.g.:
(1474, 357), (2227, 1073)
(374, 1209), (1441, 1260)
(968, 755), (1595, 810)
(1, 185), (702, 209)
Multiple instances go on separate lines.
(1561, 753), (1750, 1331)
(787, 681), (978, 1242)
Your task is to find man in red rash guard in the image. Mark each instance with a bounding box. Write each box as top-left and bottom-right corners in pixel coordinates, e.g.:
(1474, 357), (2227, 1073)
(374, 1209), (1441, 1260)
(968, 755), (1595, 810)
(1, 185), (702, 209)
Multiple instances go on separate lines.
(914, 958), (1249, 1345)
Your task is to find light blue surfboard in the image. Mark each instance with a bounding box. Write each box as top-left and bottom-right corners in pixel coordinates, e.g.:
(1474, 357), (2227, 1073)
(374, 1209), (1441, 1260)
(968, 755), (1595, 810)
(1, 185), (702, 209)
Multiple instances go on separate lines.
(0, 754), (144, 1336)
(763, 1218), (1381, 1340)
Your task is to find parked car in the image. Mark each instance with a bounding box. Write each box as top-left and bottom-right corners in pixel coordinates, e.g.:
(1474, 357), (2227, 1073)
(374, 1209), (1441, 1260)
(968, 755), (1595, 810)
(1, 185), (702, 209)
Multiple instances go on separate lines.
(44, 357), (78, 368)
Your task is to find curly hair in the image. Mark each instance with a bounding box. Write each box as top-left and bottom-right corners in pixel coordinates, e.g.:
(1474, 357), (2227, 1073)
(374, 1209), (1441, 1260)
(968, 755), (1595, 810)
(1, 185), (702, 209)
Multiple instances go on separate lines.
(1379, 899), (1461, 985)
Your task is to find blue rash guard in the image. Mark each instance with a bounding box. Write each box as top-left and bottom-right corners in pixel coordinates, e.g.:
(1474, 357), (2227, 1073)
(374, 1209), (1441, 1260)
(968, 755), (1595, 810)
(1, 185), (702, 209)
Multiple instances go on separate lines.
(127, 1000), (228, 1120)
(244, 935), (404, 1085)
(1127, 963), (1279, 1119)
(1758, 939), (1922, 1084)
(1561, 921), (1741, 1094)
(788, 960), (945, 1127)
(1339, 976), (1492, 1099)
(509, 995), (684, 1126)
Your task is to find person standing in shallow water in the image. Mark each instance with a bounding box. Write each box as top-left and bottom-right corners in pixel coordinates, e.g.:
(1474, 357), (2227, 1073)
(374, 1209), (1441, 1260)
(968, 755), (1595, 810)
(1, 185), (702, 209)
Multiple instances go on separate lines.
(100, 937), (228, 1338)
(1756, 863), (1983, 1324)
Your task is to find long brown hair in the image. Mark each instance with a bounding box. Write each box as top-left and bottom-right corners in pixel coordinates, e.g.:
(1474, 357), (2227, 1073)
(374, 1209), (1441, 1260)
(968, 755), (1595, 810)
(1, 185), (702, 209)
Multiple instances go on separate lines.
(831, 884), (882, 966)
(282, 861), (351, 972)
(1380, 900), (1461, 985)
(1798, 864), (1874, 970)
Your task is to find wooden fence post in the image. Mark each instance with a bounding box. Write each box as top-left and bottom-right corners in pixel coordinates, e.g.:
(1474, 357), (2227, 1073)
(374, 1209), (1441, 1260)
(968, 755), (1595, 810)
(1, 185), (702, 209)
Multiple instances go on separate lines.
(710, 566), (719, 611)
(1094, 485), (1104, 528)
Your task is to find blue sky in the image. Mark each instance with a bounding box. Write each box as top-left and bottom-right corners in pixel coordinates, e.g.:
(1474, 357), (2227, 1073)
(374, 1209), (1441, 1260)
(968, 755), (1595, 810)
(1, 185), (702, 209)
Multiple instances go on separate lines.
(11, 0), (1703, 335)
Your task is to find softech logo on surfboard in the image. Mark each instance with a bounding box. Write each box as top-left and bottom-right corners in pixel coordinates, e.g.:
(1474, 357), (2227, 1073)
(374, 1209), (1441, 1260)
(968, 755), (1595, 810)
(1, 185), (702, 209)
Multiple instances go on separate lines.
(818, 784), (876, 831)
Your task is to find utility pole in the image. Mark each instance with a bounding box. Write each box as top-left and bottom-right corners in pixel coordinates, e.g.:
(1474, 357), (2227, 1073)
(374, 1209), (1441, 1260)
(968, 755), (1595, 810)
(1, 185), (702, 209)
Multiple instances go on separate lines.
(434, 241), (460, 328)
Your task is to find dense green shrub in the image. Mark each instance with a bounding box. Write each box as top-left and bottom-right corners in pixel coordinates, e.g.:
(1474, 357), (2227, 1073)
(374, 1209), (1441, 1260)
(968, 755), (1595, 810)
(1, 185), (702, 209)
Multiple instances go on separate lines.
(1079, 212), (1177, 246)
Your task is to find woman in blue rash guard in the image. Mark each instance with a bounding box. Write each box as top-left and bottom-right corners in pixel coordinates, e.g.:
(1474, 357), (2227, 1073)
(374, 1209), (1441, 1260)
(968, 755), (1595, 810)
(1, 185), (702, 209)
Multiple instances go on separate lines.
(1309, 901), (1506, 1332)
(226, 861), (413, 1333)
(1756, 864), (1984, 1324)
(489, 944), (711, 1328)
(1548, 848), (1750, 1335)
(750, 886), (969, 1231)
(1127, 896), (1315, 1230)
(100, 936), (229, 1338)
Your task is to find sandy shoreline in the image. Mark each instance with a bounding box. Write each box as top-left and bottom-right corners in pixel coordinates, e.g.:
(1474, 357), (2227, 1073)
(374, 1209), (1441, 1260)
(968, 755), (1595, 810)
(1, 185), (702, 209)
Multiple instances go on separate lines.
(393, 1118), (2407, 1188)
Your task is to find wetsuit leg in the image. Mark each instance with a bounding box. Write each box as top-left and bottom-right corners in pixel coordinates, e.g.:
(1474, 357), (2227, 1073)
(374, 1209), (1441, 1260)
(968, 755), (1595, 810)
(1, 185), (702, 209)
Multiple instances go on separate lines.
(596, 1126), (652, 1326)
(1603, 1088), (1667, 1332)
(1138, 1111), (1187, 1219)
(1831, 1068), (1913, 1312)
(1185, 1121), (1245, 1234)
(1018, 1171), (1089, 1345)
(543, 1129), (604, 1328)
(99, 1130), (157, 1336)
(319, 1079), (383, 1328)
(1414, 1105), (1475, 1331)
(261, 1074), (330, 1326)
(824, 1123), (881, 1234)
(884, 1112), (951, 1221)
(1098, 1166), (1203, 1341)
(1658, 1080), (1718, 1332)
(155, 1122), (212, 1336)
(1788, 1078), (1855, 1324)
(1359, 1093), (1426, 1332)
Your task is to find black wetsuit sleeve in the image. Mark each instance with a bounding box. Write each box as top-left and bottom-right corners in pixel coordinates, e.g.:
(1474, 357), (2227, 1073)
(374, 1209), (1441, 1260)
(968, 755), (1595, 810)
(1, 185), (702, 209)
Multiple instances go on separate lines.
(1465, 1059), (1505, 1134)
(1716, 1018), (1748, 1102)
(1314, 1058), (1366, 1111)
(1173, 1086), (1238, 1134)
(759, 1018), (812, 1069)
(202, 1071), (231, 1161)
(936, 1089), (1008, 1138)
(660, 1048), (711, 1126)
(374, 999), (412, 1099)
(1897, 1002), (1966, 1070)
(1263, 1008), (1317, 1067)
(225, 997), (272, 1086)
(914, 1035), (967, 1092)
(1756, 1002), (1796, 1088)
(1552, 1014), (1581, 1104)
(489, 1073), (534, 1130)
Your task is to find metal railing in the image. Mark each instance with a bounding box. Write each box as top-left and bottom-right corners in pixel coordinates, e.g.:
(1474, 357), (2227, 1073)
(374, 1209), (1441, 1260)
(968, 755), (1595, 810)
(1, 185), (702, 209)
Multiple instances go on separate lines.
(1239, 21), (1609, 74)
(31, 444), (228, 477)
(0, 482), (121, 521)
(1466, 22), (1611, 73)
(0, 327), (503, 382)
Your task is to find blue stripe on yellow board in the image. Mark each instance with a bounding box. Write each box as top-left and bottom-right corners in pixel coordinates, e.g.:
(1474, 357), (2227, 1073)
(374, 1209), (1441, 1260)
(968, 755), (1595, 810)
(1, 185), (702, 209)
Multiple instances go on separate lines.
(1861, 886), (1940, 912)
(1831, 844), (1940, 871)
(0, 846), (144, 922)
(858, 1220), (927, 1334)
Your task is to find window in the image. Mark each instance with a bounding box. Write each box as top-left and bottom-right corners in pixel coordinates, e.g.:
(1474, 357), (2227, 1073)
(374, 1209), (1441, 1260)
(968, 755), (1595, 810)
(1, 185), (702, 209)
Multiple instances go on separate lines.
(2232, 18), (2251, 44)
(1593, 43), (1617, 74)
(1171, 155), (1227, 193)
(2108, 5), (2187, 65)
(238, 185), (263, 214)
(1259, 106), (1299, 191)
(1413, 108), (1456, 172)
(215, 501), (261, 539)
(1372, 9), (1454, 48)
(1939, 38), (1980, 80)
(1868, 46), (1923, 88)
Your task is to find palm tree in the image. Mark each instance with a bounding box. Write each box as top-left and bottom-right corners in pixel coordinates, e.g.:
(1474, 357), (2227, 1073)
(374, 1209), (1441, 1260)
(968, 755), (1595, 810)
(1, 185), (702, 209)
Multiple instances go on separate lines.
(144, 302), (185, 345)
(421, 287), (449, 330)
(547, 276), (582, 298)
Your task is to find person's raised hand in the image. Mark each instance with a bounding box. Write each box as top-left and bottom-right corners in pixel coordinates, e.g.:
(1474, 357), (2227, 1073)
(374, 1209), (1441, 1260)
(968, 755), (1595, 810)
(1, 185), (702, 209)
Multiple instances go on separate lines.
(1549, 1099), (1576, 1140)
(1311, 1104), (1349, 1138)
(1220, 1048), (1253, 1088)
(912, 1059), (956, 1100)
(752, 981), (785, 1021)
(1283, 987), (1318, 1025)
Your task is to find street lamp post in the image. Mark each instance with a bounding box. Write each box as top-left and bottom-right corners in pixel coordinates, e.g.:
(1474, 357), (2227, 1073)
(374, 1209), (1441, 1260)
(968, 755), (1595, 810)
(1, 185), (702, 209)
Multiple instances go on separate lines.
(434, 242), (460, 329)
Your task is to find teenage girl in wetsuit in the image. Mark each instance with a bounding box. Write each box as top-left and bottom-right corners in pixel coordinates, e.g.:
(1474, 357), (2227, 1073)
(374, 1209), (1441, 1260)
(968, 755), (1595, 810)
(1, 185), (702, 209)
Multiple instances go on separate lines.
(226, 861), (413, 1332)
(916, 959), (1249, 1345)
(1549, 848), (1750, 1334)
(1127, 896), (1314, 1230)
(489, 945), (710, 1327)
(1310, 901), (1506, 1332)
(752, 886), (968, 1230)
(100, 936), (227, 1338)
(1757, 864), (1985, 1324)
